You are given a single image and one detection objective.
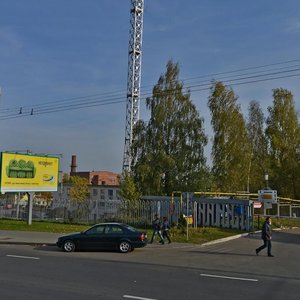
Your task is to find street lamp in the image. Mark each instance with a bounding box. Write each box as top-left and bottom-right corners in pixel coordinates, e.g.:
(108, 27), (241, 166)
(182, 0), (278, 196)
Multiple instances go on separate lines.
(265, 174), (269, 189)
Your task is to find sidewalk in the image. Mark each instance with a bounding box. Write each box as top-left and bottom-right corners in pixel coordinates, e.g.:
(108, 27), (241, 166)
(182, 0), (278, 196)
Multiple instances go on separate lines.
(0, 230), (61, 246)
(0, 229), (250, 247)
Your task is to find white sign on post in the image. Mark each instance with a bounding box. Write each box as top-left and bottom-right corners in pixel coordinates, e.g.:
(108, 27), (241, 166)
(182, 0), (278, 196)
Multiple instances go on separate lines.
(258, 190), (277, 204)
(264, 202), (273, 209)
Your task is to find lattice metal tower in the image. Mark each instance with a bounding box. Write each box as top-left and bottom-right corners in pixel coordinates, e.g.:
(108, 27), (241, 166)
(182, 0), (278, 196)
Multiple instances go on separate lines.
(122, 0), (144, 173)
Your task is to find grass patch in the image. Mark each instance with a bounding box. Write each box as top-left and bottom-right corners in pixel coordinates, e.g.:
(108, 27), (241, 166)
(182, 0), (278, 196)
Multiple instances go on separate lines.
(270, 217), (300, 228)
(0, 218), (244, 243)
(163, 227), (243, 244)
(0, 219), (88, 234)
(253, 216), (300, 230)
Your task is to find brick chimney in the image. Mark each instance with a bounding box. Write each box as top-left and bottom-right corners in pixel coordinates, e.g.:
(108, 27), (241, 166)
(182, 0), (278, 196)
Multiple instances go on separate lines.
(70, 155), (77, 176)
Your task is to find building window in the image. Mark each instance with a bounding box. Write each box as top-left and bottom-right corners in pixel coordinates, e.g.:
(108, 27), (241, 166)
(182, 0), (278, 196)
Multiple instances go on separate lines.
(100, 189), (105, 200)
(108, 189), (113, 200)
(93, 189), (97, 196)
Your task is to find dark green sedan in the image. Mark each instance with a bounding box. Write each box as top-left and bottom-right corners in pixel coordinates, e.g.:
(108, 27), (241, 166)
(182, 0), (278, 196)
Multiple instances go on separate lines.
(56, 222), (148, 253)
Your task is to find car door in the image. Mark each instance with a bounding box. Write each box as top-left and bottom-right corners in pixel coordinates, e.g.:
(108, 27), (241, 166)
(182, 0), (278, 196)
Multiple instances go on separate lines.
(80, 224), (106, 250)
(103, 225), (125, 250)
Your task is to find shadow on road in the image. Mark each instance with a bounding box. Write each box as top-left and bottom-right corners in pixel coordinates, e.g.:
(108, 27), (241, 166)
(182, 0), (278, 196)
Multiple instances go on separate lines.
(33, 245), (60, 252)
(188, 250), (257, 257)
(248, 229), (300, 246)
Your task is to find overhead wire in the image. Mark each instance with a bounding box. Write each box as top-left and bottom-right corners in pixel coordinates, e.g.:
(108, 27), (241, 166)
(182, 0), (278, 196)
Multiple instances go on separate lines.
(1, 58), (300, 121)
(1, 58), (299, 115)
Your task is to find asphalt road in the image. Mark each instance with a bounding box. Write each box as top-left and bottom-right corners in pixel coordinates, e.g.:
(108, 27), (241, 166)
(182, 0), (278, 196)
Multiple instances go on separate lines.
(0, 229), (299, 300)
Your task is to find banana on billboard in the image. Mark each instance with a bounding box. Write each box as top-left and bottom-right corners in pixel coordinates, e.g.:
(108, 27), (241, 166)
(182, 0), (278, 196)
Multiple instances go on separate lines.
(0, 152), (59, 192)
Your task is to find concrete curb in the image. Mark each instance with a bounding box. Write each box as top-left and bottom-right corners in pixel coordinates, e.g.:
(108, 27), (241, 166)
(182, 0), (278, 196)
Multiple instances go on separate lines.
(200, 226), (286, 247)
(201, 232), (250, 247)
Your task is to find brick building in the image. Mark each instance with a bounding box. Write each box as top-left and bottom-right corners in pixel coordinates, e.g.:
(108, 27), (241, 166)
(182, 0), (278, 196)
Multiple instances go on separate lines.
(51, 155), (122, 221)
(70, 155), (121, 186)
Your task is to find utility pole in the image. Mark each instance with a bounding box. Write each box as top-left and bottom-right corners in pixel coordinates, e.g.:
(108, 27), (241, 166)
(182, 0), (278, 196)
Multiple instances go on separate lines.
(122, 0), (144, 173)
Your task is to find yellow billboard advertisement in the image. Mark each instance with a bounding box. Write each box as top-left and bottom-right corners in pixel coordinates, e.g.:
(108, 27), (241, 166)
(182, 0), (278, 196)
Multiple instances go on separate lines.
(0, 152), (59, 192)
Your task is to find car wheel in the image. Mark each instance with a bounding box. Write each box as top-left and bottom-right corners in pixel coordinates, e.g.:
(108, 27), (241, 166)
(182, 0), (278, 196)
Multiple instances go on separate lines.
(119, 241), (131, 253)
(63, 240), (75, 252)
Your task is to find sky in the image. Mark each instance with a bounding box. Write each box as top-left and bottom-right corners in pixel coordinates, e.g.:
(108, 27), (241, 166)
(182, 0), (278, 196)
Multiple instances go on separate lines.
(0, 0), (300, 174)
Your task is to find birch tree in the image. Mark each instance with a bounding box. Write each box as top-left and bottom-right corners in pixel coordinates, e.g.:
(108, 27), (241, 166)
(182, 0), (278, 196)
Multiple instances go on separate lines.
(131, 61), (208, 195)
(266, 88), (300, 198)
(208, 81), (250, 192)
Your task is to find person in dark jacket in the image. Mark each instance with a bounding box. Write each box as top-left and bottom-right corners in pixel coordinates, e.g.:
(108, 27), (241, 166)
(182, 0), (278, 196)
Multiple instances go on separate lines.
(256, 216), (274, 257)
(149, 214), (164, 244)
(162, 216), (171, 244)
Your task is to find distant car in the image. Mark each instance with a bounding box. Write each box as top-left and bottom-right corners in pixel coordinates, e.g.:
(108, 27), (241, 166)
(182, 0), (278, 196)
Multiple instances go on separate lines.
(56, 222), (148, 253)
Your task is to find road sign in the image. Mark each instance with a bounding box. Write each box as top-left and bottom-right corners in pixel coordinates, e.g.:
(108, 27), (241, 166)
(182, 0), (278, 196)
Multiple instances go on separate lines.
(258, 189), (277, 203)
(253, 201), (262, 208)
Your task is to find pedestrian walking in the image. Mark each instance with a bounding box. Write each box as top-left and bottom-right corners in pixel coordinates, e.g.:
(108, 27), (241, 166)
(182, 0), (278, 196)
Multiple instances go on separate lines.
(256, 216), (274, 257)
(162, 216), (171, 243)
(149, 214), (164, 244)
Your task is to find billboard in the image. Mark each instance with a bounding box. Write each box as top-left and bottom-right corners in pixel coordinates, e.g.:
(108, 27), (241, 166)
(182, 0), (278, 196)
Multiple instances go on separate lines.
(0, 152), (59, 192)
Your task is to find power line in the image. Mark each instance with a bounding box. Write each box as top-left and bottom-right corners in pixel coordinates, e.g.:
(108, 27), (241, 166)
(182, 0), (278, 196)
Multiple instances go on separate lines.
(2, 57), (300, 114)
(1, 70), (299, 121)
(0, 90), (126, 112)
(185, 67), (300, 90)
(181, 58), (300, 82)
(192, 72), (300, 93)
(1, 58), (300, 121)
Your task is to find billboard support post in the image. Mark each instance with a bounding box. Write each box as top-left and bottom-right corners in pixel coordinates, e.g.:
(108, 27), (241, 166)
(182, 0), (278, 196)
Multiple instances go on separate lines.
(27, 192), (34, 225)
(16, 192), (20, 219)
(186, 192), (189, 241)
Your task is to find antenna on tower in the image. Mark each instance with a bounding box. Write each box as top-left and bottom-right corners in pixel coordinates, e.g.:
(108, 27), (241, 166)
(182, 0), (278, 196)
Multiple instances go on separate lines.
(122, 0), (144, 173)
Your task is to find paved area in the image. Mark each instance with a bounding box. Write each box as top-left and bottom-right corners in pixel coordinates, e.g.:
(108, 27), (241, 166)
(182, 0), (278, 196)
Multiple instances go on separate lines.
(1, 228), (300, 300)
(0, 227), (298, 250)
(0, 229), (248, 247)
(0, 230), (61, 245)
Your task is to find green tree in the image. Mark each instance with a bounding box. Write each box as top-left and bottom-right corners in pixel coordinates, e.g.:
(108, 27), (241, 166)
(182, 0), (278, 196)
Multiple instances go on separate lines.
(119, 172), (141, 208)
(208, 81), (250, 192)
(131, 60), (208, 195)
(266, 88), (300, 198)
(69, 176), (90, 221)
(62, 173), (70, 183)
(119, 172), (141, 220)
(246, 100), (269, 192)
